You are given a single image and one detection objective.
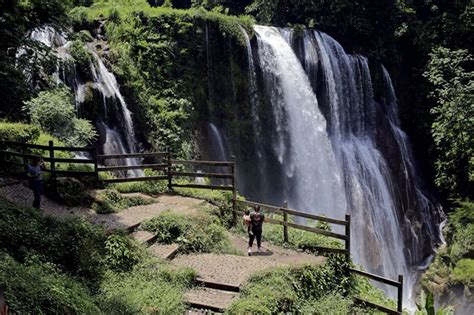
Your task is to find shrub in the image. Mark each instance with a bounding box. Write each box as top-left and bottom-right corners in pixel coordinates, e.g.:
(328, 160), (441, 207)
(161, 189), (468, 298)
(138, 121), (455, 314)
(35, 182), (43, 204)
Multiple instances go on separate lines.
(142, 211), (234, 254)
(452, 259), (474, 287)
(49, 177), (89, 206)
(23, 87), (97, 146)
(105, 233), (143, 272)
(0, 198), (107, 288)
(0, 121), (40, 143)
(92, 189), (153, 214)
(297, 293), (353, 314)
(69, 39), (94, 69)
(0, 253), (101, 314)
(227, 260), (350, 314)
(97, 259), (196, 314)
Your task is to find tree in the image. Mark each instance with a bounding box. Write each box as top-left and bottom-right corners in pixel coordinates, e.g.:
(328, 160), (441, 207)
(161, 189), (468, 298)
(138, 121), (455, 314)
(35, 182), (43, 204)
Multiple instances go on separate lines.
(23, 87), (97, 146)
(424, 47), (474, 197)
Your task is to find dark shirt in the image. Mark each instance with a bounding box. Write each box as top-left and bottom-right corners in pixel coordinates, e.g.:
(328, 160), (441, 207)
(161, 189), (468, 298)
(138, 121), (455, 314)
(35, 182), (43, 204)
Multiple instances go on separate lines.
(250, 211), (265, 231)
(27, 164), (42, 181)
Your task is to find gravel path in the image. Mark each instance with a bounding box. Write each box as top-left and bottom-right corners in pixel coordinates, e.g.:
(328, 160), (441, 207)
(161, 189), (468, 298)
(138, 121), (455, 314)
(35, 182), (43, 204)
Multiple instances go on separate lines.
(0, 180), (215, 231)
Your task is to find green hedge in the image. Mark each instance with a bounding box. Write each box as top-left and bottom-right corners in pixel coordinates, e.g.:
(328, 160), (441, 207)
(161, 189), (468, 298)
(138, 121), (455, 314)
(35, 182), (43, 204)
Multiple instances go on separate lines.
(0, 122), (40, 143)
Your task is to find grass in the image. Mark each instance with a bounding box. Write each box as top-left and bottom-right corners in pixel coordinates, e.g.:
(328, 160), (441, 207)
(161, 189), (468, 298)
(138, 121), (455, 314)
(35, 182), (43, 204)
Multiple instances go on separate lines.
(141, 210), (241, 255)
(0, 196), (197, 313)
(92, 189), (153, 214)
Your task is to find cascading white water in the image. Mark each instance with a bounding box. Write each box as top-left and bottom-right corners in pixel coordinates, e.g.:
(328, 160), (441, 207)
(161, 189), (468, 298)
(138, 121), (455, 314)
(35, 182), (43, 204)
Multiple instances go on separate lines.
(232, 25), (444, 309)
(28, 26), (142, 176)
(254, 26), (347, 218)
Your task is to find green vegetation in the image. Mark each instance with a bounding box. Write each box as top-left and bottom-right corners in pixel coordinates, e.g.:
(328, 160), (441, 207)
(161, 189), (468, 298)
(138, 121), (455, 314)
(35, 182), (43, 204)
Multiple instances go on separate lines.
(0, 121), (40, 143)
(92, 189), (153, 214)
(23, 87), (97, 146)
(142, 210), (238, 254)
(0, 197), (195, 313)
(424, 47), (473, 196)
(422, 201), (473, 299)
(228, 255), (395, 314)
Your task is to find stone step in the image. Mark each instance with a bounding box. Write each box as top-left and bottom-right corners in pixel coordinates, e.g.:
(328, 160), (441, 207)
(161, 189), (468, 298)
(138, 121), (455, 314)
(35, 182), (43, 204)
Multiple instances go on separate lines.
(185, 287), (240, 312)
(195, 278), (240, 293)
(130, 230), (156, 245)
(148, 243), (180, 260)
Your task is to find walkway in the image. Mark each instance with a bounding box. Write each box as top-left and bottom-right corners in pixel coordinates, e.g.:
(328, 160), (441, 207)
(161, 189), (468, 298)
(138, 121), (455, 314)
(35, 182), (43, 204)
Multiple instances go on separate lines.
(0, 179), (326, 313)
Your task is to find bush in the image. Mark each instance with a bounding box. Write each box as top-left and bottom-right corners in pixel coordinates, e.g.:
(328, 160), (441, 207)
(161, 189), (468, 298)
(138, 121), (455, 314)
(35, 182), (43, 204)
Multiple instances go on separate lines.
(23, 87), (97, 146)
(92, 189), (153, 214)
(69, 39), (94, 69)
(0, 198), (107, 288)
(227, 260), (350, 314)
(49, 177), (89, 206)
(452, 259), (474, 287)
(105, 233), (143, 272)
(97, 258), (196, 314)
(0, 253), (101, 314)
(142, 210), (235, 254)
(0, 121), (40, 143)
(297, 293), (353, 314)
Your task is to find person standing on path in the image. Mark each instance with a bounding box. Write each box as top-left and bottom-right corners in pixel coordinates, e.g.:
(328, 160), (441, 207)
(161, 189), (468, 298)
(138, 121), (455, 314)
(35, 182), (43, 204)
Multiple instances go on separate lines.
(27, 156), (44, 209)
(248, 205), (265, 256)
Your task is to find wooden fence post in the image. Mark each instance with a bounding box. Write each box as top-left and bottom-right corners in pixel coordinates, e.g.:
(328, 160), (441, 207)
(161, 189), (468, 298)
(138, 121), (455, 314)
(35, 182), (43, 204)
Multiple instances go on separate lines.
(283, 201), (289, 243)
(93, 147), (99, 183)
(231, 155), (237, 227)
(166, 146), (172, 192)
(21, 140), (28, 173)
(397, 275), (403, 313)
(345, 214), (351, 281)
(48, 141), (56, 179)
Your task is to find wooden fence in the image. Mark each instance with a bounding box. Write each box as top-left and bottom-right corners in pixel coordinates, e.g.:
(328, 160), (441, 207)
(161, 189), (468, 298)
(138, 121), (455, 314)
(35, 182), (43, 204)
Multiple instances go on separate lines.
(0, 140), (236, 193)
(234, 199), (404, 314)
(0, 140), (403, 314)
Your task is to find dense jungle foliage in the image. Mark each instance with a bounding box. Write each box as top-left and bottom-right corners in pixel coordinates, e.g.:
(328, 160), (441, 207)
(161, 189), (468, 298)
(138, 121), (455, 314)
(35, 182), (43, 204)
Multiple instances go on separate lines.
(0, 0), (472, 312)
(0, 0), (472, 199)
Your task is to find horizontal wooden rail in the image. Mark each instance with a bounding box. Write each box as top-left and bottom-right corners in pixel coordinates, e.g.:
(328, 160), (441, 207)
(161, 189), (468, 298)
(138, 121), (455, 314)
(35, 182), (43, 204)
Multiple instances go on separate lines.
(348, 268), (401, 287)
(45, 157), (95, 164)
(238, 199), (348, 226)
(52, 146), (94, 152)
(170, 159), (234, 166)
(98, 163), (168, 171)
(354, 298), (399, 315)
(0, 141), (48, 150)
(103, 175), (168, 183)
(170, 171), (233, 179)
(171, 183), (234, 191)
(98, 152), (167, 159)
(55, 170), (96, 176)
(0, 150), (43, 159)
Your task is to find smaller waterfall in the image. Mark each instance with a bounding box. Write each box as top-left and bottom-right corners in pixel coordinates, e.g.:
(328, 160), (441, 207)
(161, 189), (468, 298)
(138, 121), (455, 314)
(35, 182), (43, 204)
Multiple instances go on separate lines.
(206, 122), (231, 185)
(28, 26), (142, 177)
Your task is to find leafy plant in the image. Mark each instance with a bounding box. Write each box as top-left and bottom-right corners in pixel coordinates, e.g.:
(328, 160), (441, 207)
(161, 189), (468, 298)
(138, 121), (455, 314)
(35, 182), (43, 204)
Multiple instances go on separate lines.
(23, 87), (97, 146)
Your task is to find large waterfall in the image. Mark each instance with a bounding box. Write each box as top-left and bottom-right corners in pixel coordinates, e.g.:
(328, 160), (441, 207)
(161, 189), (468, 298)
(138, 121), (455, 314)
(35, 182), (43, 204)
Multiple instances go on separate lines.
(225, 25), (444, 307)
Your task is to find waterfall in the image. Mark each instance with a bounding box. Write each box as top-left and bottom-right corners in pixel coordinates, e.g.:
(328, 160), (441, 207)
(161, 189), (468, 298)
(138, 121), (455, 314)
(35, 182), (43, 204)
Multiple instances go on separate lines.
(28, 26), (142, 176)
(234, 25), (443, 308)
(253, 26), (347, 217)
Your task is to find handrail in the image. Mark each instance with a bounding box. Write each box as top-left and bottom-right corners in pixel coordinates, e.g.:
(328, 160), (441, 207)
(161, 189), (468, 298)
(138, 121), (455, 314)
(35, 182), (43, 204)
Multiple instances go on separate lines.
(238, 199), (348, 226)
(170, 159), (234, 166)
(98, 152), (167, 159)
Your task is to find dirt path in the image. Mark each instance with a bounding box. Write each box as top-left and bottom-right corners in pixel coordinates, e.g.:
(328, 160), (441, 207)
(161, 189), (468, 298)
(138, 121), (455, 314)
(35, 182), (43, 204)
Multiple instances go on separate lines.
(0, 180), (214, 231)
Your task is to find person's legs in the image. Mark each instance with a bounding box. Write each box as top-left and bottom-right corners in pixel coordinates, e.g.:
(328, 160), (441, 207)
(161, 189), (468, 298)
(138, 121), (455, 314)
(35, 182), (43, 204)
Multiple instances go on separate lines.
(32, 181), (42, 209)
(255, 230), (262, 251)
(248, 232), (255, 256)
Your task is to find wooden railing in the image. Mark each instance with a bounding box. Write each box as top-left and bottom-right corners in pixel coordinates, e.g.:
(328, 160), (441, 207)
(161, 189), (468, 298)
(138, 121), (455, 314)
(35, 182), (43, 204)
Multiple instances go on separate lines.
(0, 140), (236, 194)
(0, 140), (403, 314)
(234, 199), (404, 315)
